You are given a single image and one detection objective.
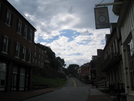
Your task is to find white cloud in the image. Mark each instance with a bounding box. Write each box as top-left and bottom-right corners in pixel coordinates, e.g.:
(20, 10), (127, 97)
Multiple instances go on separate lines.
(40, 29), (110, 67)
(8, 0), (117, 67)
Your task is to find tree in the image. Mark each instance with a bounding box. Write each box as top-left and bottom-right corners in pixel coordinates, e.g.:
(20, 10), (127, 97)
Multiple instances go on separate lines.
(57, 57), (66, 67)
(66, 64), (79, 75)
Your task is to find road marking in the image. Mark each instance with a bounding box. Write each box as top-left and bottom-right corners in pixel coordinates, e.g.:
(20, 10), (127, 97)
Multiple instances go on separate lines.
(71, 78), (76, 87)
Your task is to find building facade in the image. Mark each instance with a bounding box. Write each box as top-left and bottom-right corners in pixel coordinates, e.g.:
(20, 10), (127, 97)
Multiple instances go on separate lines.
(0, 0), (36, 92)
(113, 0), (134, 101)
(100, 23), (124, 96)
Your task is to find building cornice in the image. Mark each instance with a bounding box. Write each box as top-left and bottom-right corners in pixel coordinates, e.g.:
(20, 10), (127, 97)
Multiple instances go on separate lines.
(113, 0), (131, 27)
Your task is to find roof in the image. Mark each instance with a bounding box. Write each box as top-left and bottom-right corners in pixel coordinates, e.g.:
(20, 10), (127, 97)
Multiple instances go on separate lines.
(2, 0), (36, 31)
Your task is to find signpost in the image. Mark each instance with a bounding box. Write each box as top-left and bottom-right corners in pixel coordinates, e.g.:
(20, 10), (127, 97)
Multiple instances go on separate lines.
(94, 7), (110, 29)
(94, 2), (123, 29)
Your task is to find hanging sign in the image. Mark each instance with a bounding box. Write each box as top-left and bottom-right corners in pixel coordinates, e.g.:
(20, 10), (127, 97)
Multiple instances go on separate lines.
(94, 7), (110, 29)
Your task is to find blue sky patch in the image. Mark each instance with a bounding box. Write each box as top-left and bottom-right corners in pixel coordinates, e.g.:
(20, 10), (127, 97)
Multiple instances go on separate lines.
(60, 29), (81, 42)
(68, 53), (82, 56)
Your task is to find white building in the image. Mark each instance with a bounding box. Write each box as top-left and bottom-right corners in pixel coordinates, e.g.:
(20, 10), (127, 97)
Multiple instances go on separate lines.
(113, 0), (134, 101)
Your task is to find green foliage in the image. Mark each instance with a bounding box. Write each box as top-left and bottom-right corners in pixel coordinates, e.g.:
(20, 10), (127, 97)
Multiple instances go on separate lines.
(32, 75), (67, 88)
(50, 57), (66, 70)
(42, 45), (55, 59)
(64, 64), (79, 75)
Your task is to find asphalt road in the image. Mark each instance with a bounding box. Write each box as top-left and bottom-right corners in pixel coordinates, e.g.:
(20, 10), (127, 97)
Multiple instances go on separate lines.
(24, 77), (90, 101)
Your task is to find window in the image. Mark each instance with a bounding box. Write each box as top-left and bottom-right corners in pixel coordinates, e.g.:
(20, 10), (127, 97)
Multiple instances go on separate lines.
(17, 19), (22, 34)
(0, 62), (6, 91)
(15, 42), (20, 58)
(5, 9), (12, 26)
(33, 58), (34, 63)
(27, 49), (31, 62)
(0, 3), (3, 19)
(35, 60), (37, 64)
(38, 61), (40, 65)
(24, 25), (27, 38)
(22, 46), (26, 60)
(12, 66), (18, 91)
(128, 39), (134, 91)
(19, 68), (25, 90)
(39, 55), (40, 60)
(2, 36), (9, 54)
(29, 29), (33, 42)
(34, 52), (36, 57)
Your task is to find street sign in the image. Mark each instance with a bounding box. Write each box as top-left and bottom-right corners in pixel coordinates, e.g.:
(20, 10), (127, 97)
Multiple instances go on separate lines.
(94, 7), (110, 29)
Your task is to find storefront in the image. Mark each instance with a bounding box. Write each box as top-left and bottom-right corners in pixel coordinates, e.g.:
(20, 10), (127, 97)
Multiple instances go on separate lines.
(0, 62), (7, 91)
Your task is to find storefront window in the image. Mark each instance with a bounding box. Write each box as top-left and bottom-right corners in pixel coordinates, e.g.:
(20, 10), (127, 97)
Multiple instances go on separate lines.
(0, 62), (6, 91)
(19, 68), (25, 90)
(12, 66), (18, 90)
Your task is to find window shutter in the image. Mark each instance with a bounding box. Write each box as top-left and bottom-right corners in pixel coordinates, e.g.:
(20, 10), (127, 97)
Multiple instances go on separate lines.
(8, 38), (10, 54)
(14, 42), (17, 56)
(31, 51), (33, 63)
(10, 13), (13, 27)
(4, 8), (7, 23)
(21, 23), (24, 36)
(0, 35), (4, 52)
(0, 3), (3, 20)
(16, 19), (19, 32)
(19, 45), (23, 59)
(26, 49), (29, 61)
(27, 28), (30, 40)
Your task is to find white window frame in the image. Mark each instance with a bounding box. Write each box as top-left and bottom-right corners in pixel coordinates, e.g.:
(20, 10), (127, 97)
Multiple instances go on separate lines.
(17, 19), (22, 34)
(15, 42), (20, 58)
(2, 36), (8, 54)
(5, 9), (12, 26)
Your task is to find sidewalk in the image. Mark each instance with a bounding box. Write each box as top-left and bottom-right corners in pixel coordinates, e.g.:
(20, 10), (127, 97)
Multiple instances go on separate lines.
(88, 84), (113, 101)
(0, 85), (114, 101)
(0, 88), (57, 101)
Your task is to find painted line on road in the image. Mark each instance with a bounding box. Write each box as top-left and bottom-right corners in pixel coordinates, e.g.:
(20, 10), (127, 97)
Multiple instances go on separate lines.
(71, 78), (76, 87)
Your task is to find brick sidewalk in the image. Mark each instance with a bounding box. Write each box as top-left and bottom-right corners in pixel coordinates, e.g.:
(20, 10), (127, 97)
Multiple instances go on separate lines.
(0, 88), (57, 101)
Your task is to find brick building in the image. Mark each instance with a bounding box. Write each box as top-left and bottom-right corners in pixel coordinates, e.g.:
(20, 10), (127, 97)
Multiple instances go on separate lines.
(0, 0), (36, 92)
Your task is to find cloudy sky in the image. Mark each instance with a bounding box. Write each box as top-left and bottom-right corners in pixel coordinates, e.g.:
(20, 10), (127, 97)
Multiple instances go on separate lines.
(8, 0), (118, 68)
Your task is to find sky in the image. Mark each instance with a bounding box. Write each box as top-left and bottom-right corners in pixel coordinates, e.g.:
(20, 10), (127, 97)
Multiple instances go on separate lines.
(8, 0), (118, 68)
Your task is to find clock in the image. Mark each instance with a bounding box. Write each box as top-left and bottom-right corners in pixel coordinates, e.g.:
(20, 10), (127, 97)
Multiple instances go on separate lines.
(97, 15), (106, 23)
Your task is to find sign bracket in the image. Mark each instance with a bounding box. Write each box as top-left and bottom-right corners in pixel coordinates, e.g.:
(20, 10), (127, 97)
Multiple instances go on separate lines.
(95, 2), (123, 7)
